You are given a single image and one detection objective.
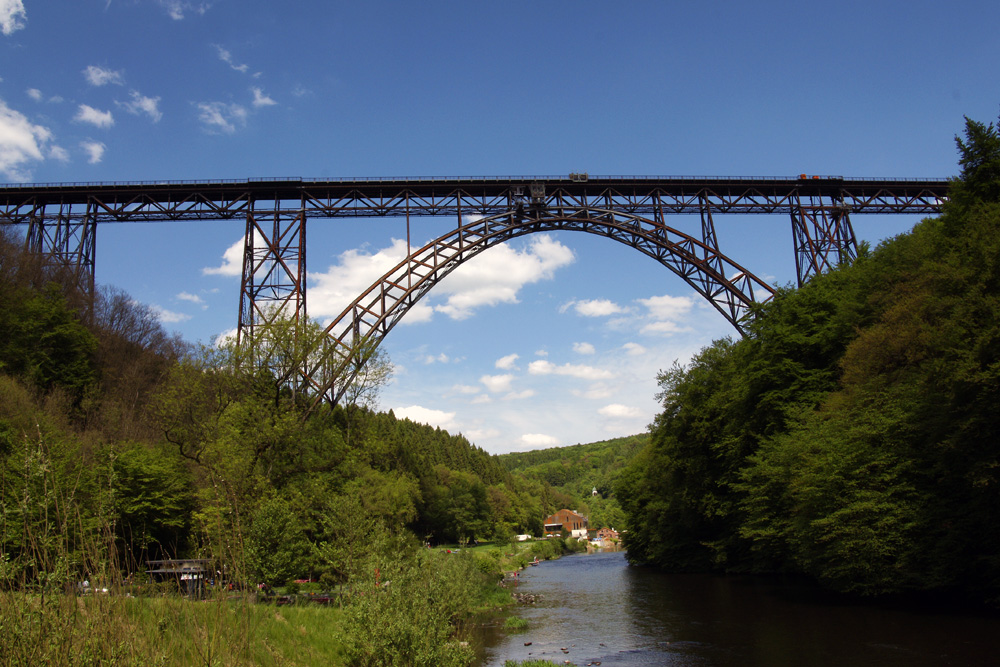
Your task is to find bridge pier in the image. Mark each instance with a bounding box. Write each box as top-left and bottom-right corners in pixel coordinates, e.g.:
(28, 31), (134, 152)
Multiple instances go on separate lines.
(25, 200), (97, 312)
(790, 195), (857, 286)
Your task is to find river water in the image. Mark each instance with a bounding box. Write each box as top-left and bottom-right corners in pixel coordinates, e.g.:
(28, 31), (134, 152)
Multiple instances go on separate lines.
(478, 550), (1000, 666)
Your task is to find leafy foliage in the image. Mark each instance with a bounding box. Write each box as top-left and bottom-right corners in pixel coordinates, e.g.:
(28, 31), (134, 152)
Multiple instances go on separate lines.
(617, 112), (1000, 603)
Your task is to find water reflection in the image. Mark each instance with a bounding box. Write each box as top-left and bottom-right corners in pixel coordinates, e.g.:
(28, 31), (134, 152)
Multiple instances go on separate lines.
(481, 550), (1000, 666)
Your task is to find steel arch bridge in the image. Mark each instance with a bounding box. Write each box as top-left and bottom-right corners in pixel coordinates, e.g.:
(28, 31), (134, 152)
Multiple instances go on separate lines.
(0, 174), (949, 407)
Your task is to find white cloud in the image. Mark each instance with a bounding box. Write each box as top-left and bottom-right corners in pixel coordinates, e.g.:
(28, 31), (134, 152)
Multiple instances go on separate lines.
(26, 88), (42, 102)
(195, 101), (247, 134)
(563, 298), (624, 317)
(622, 342), (647, 356)
(503, 389), (535, 401)
(432, 234), (574, 320)
(176, 291), (206, 308)
(394, 405), (458, 432)
(0, 99), (52, 181)
(599, 403), (643, 418)
(83, 65), (124, 87)
(74, 104), (114, 129)
(519, 433), (559, 448)
(573, 342), (595, 355)
(202, 236), (244, 276)
(160, 1), (210, 20)
(80, 140), (105, 164)
(453, 384), (480, 395)
(214, 44), (249, 73)
(640, 320), (688, 336)
(466, 428), (500, 441)
(528, 359), (614, 380)
(421, 353), (450, 365)
(119, 91), (162, 122)
(639, 294), (694, 320)
(251, 87), (276, 108)
(480, 373), (514, 394)
(573, 383), (614, 400)
(48, 145), (69, 162)
(495, 353), (519, 370)
(308, 238), (409, 318)
(0, 0), (26, 36)
(152, 305), (191, 324)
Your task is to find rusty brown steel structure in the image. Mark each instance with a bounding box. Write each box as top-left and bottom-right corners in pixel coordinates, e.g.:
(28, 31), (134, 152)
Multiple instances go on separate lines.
(0, 175), (949, 407)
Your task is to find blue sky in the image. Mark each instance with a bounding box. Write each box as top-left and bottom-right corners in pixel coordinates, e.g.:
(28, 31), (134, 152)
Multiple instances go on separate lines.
(1, 0), (997, 453)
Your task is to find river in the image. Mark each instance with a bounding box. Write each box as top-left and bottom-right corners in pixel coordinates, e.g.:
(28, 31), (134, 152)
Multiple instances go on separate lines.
(477, 550), (1000, 666)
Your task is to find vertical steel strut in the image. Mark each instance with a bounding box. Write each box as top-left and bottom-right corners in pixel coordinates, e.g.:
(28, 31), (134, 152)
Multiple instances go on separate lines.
(25, 200), (97, 313)
(790, 193), (857, 286)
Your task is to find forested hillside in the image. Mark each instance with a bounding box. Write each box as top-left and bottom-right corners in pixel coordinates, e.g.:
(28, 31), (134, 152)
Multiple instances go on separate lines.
(0, 227), (561, 592)
(616, 114), (1000, 604)
(500, 434), (647, 530)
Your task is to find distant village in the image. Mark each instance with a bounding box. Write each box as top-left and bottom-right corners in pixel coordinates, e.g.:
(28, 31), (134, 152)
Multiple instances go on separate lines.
(525, 507), (619, 547)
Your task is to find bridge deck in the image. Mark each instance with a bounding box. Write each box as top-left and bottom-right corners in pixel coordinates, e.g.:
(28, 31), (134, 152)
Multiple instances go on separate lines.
(0, 176), (950, 223)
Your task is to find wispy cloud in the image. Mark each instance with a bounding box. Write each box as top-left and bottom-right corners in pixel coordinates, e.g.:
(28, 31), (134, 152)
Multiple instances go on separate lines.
(251, 87), (276, 108)
(159, 1), (210, 20)
(598, 403), (643, 418)
(83, 65), (124, 87)
(195, 101), (247, 134)
(118, 90), (162, 122)
(214, 44), (248, 73)
(0, 0), (26, 36)
(518, 433), (559, 449)
(74, 104), (114, 128)
(0, 98), (52, 181)
(480, 374), (514, 394)
(573, 342), (595, 355)
(48, 145), (70, 162)
(80, 140), (105, 164)
(26, 88), (42, 102)
(152, 305), (191, 323)
(528, 359), (614, 381)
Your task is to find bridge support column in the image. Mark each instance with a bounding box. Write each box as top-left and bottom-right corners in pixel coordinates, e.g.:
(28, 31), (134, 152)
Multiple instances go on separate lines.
(790, 195), (857, 286)
(25, 200), (97, 311)
(237, 198), (307, 354)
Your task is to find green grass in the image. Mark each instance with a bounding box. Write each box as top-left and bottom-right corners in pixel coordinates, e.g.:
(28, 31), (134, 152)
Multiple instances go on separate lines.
(503, 615), (529, 631)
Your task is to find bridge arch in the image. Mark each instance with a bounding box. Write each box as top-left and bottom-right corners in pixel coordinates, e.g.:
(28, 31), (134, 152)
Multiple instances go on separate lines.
(303, 206), (775, 408)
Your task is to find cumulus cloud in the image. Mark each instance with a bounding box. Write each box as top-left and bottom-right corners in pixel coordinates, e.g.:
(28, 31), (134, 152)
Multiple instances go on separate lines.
(393, 405), (458, 432)
(48, 145), (70, 162)
(0, 0), (26, 35)
(528, 359), (614, 380)
(0, 99), (52, 180)
(83, 65), (124, 87)
(152, 305), (191, 324)
(308, 238), (410, 318)
(251, 87), (276, 108)
(480, 373), (514, 394)
(119, 90), (162, 122)
(599, 403), (643, 418)
(74, 104), (114, 128)
(562, 298), (625, 317)
(176, 292), (206, 308)
(80, 140), (105, 164)
(622, 342), (647, 356)
(432, 234), (574, 320)
(573, 342), (595, 355)
(495, 353), (519, 370)
(639, 294), (693, 320)
(202, 236), (245, 276)
(519, 433), (559, 448)
(195, 101), (247, 134)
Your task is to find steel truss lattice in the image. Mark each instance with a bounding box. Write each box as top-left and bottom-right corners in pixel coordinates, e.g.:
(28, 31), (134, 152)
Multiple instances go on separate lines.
(0, 175), (949, 407)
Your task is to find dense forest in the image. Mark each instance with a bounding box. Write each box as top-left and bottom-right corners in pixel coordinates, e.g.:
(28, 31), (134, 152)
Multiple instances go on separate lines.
(0, 236), (566, 586)
(616, 114), (1000, 604)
